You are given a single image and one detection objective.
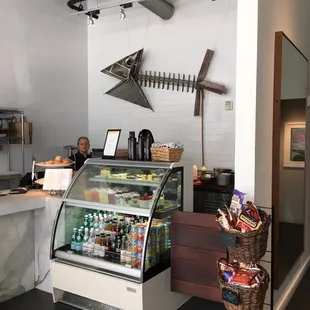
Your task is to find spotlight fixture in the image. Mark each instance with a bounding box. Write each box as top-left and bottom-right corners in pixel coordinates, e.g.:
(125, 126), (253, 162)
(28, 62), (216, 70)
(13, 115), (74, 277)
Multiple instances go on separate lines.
(120, 6), (126, 20)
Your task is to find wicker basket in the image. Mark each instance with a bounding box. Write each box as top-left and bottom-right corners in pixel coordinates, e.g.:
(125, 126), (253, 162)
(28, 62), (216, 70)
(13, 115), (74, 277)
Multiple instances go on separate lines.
(219, 211), (271, 263)
(151, 148), (183, 162)
(218, 259), (270, 310)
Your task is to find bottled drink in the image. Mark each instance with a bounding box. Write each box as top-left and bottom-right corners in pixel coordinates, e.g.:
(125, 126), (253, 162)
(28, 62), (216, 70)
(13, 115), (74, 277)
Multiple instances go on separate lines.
(71, 228), (77, 251)
(80, 226), (84, 238)
(88, 215), (94, 229)
(87, 228), (95, 256)
(82, 228), (89, 254)
(75, 229), (83, 252)
(111, 236), (116, 252)
(99, 217), (105, 233)
(116, 237), (121, 254)
(83, 215), (88, 228)
(126, 238), (131, 265)
(128, 131), (137, 160)
(145, 132), (153, 161)
(120, 236), (126, 264)
(99, 234), (105, 258)
(94, 234), (101, 256)
(138, 133), (145, 161)
(105, 234), (111, 253)
(94, 216), (99, 230)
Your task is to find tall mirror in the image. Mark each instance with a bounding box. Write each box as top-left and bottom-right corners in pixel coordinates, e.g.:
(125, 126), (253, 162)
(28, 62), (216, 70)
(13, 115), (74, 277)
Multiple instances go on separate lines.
(273, 31), (308, 289)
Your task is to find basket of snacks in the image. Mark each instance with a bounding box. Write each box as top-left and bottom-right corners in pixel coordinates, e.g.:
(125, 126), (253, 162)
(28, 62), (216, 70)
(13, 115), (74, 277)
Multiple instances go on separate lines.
(151, 142), (183, 162)
(218, 258), (270, 310)
(216, 189), (271, 263)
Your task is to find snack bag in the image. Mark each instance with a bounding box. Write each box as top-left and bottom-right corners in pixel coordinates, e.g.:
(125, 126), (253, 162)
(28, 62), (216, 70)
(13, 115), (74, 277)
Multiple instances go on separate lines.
(230, 189), (246, 217)
(236, 209), (262, 233)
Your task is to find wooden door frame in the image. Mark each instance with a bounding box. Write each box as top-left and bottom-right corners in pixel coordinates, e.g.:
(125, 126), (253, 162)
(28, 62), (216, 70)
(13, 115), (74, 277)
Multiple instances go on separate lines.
(272, 31), (308, 289)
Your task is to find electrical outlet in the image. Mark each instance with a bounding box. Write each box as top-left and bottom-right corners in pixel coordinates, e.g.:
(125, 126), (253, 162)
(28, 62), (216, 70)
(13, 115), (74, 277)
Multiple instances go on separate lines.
(225, 101), (233, 110)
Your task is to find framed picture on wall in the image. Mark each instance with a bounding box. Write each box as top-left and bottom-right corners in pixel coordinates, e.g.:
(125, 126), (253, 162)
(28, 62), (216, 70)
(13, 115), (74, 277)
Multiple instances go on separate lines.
(284, 121), (306, 168)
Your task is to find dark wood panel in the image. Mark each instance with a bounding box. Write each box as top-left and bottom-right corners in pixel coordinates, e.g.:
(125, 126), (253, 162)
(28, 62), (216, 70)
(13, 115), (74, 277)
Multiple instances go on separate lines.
(171, 223), (226, 252)
(171, 245), (225, 264)
(171, 211), (218, 228)
(171, 279), (223, 303)
(172, 257), (220, 287)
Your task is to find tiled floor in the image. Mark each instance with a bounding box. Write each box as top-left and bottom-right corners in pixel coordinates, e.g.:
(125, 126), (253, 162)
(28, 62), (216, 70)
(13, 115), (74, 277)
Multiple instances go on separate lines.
(2, 266), (310, 310)
(1, 289), (225, 310)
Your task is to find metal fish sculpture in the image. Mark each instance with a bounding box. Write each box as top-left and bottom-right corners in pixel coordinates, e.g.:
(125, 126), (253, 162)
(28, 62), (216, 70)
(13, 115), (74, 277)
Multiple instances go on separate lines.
(101, 48), (226, 116)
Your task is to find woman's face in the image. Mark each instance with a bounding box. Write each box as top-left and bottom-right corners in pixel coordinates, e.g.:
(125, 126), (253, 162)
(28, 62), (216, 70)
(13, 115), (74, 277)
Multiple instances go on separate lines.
(78, 138), (90, 154)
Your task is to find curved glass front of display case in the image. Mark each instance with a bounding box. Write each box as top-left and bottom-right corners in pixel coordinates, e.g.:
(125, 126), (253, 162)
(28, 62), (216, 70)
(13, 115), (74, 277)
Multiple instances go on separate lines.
(50, 159), (183, 283)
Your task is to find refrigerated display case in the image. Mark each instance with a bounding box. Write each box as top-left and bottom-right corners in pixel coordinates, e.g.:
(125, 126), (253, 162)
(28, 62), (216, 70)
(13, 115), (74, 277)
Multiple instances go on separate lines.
(50, 159), (192, 310)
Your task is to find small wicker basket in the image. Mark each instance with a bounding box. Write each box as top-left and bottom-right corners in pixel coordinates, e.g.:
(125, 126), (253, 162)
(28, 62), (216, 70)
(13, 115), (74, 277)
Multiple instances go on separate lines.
(218, 258), (270, 310)
(218, 211), (271, 263)
(151, 148), (183, 162)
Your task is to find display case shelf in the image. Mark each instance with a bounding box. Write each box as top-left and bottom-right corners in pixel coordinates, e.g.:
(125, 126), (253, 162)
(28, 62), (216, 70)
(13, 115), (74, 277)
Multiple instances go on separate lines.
(55, 245), (140, 279)
(89, 176), (161, 187)
(63, 199), (151, 217)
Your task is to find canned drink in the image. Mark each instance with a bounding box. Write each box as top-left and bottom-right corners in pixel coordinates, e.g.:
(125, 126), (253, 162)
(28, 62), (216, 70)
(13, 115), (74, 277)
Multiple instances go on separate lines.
(137, 225), (145, 237)
(130, 225), (138, 241)
(131, 252), (137, 267)
(137, 241), (144, 253)
(131, 243), (138, 253)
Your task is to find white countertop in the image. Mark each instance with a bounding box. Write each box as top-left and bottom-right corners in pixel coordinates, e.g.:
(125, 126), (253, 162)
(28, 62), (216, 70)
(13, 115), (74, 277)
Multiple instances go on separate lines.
(0, 190), (49, 216)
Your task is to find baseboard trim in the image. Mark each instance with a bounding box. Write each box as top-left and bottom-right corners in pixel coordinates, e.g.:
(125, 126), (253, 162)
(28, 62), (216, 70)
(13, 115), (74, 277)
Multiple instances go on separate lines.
(275, 255), (310, 310)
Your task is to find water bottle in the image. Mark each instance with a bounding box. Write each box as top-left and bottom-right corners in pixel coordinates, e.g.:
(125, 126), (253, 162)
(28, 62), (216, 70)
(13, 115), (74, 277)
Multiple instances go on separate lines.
(71, 228), (77, 251)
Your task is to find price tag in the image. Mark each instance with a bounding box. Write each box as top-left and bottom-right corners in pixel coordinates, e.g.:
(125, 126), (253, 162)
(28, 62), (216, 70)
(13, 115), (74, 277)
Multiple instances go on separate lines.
(222, 287), (240, 305)
(220, 231), (237, 247)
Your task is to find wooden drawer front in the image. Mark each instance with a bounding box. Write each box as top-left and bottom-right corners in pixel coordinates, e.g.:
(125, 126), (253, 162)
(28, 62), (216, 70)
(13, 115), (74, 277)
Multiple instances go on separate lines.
(171, 249), (224, 287)
(171, 223), (226, 253)
(171, 211), (226, 303)
(171, 279), (223, 303)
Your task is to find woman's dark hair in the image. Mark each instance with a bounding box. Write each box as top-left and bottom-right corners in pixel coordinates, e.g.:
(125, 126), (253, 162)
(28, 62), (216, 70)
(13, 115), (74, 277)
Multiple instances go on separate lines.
(77, 136), (90, 146)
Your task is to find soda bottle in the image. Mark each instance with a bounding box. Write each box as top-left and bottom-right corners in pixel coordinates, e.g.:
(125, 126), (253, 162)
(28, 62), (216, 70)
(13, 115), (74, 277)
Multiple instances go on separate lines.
(71, 228), (77, 251)
(82, 228), (89, 254)
(83, 215), (88, 228)
(120, 236), (126, 264)
(94, 234), (101, 257)
(99, 234), (105, 258)
(94, 216), (99, 230)
(75, 229), (83, 252)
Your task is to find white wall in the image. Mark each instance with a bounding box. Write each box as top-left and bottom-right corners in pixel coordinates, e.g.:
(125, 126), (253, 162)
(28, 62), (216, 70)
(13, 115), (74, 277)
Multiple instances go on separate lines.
(88, 0), (237, 170)
(236, 0), (310, 309)
(0, 0), (88, 173)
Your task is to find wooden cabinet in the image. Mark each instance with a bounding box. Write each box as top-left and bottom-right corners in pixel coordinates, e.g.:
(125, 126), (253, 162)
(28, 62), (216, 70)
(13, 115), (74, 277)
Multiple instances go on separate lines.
(171, 211), (226, 303)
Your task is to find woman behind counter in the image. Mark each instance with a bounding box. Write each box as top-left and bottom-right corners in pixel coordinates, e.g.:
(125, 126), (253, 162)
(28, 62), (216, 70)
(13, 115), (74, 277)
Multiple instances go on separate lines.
(70, 137), (92, 174)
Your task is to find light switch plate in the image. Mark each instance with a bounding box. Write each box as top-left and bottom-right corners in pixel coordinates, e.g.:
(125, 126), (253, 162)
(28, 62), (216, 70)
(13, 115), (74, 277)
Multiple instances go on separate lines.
(225, 101), (233, 110)
(307, 95), (310, 107)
